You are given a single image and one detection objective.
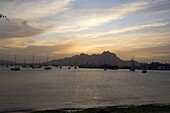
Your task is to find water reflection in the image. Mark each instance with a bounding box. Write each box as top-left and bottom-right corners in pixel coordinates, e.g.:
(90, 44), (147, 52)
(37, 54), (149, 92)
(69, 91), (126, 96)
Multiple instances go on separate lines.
(0, 67), (170, 111)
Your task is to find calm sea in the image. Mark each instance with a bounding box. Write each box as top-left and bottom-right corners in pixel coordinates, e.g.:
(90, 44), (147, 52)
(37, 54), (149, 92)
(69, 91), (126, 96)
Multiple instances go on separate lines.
(0, 66), (170, 112)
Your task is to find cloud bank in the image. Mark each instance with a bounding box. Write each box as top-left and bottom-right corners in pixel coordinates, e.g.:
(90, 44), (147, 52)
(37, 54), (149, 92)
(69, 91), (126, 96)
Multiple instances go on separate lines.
(0, 0), (170, 61)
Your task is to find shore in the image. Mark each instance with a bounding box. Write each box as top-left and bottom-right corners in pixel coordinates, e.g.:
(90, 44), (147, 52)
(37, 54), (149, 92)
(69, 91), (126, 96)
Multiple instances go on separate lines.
(32, 104), (170, 113)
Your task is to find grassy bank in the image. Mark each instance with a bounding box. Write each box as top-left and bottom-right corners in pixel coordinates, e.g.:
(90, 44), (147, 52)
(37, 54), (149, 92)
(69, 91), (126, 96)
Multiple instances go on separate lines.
(32, 104), (170, 113)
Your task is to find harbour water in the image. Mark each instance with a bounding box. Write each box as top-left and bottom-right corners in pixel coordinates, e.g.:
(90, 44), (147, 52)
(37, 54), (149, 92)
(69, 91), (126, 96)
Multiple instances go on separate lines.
(0, 66), (170, 112)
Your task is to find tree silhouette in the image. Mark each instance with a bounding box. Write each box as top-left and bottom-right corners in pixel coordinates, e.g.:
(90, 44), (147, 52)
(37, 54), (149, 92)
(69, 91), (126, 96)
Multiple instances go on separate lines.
(0, 13), (9, 21)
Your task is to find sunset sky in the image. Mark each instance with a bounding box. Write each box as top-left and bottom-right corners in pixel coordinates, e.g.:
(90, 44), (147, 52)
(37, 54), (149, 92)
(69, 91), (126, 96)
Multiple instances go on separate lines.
(0, 0), (170, 62)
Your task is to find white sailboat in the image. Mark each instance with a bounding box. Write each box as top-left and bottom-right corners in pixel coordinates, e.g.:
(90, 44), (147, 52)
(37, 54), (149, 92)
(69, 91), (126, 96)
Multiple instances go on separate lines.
(11, 55), (20, 71)
(44, 55), (52, 70)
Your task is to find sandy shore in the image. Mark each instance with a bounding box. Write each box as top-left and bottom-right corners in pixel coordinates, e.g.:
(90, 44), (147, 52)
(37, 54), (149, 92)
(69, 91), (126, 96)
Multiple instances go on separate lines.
(32, 104), (170, 113)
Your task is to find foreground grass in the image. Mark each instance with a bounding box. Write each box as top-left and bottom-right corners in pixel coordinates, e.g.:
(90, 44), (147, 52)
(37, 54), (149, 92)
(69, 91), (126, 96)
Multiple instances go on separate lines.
(32, 104), (170, 113)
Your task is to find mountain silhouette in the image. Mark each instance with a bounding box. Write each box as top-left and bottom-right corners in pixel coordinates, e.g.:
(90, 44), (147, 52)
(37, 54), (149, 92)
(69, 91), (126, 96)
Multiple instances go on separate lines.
(0, 51), (139, 67)
(49, 51), (139, 67)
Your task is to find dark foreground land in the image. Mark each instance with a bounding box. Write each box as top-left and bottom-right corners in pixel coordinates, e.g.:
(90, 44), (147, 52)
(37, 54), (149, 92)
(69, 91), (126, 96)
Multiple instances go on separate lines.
(32, 104), (170, 113)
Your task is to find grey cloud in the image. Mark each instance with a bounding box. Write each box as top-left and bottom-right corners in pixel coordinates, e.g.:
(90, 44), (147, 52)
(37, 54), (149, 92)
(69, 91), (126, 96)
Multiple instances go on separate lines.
(0, 0), (16, 2)
(0, 43), (77, 61)
(124, 44), (170, 56)
(141, 44), (170, 55)
(0, 20), (51, 39)
(116, 44), (170, 61)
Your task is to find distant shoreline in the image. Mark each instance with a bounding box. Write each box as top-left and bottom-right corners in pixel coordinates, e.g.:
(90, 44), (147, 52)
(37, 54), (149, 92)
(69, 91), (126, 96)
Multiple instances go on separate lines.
(0, 104), (170, 113)
(31, 104), (170, 113)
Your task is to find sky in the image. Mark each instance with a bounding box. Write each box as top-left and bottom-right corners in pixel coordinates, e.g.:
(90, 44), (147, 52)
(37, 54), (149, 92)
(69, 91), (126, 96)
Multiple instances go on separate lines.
(0, 0), (170, 62)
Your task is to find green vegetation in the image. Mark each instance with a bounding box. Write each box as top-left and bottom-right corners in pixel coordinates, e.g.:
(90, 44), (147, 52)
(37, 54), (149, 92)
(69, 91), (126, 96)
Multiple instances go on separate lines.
(32, 104), (170, 113)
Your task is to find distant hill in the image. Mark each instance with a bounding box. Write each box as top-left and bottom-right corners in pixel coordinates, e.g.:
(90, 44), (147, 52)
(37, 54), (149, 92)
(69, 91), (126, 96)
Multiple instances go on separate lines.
(49, 51), (139, 67)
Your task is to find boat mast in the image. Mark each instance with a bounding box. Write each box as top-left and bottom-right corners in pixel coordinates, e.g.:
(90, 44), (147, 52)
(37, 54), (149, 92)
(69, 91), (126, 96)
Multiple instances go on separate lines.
(24, 57), (25, 66)
(47, 55), (49, 66)
(14, 54), (16, 67)
(47, 55), (48, 62)
(33, 56), (34, 66)
(99, 55), (101, 66)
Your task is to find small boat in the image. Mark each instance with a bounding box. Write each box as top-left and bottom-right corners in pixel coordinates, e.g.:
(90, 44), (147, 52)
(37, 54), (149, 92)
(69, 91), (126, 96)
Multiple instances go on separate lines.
(44, 66), (52, 70)
(11, 66), (20, 71)
(22, 65), (27, 68)
(141, 68), (147, 73)
(32, 65), (42, 69)
(52, 65), (59, 67)
(104, 68), (107, 71)
(68, 58), (71, 69)
(22, 57), (27, 68)
(59, 59), (62, 69)
(129, 68), (135, 71)
(129, 57), (135, 72)
(11, 55), (20, 71)
(74, 60), (77, 69)
(44, 55), (52, 70)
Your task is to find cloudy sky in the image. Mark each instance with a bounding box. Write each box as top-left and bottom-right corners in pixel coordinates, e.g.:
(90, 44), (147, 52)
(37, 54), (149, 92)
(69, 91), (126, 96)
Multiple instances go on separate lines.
(0, 0), (170, 62)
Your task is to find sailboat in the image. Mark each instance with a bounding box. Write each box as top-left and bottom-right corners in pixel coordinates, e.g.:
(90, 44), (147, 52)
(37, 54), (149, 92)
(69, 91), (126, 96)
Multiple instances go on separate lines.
(44, 66), (52, 70)
(74, 60), (77, 69)
(129, 56), (135, 71)
(59, 59), (62, 69)
(44, 55), (52, 70)
(68, 66), (71, 69)
(103, 56), (107, 71)
(141, 58), (147, 73)
(141, 68), (147, 73)
(68, 58), (71, 69)
(104, 68), (107, 71)
(11, 55), (20, 71)
(22, 57), (27, 68)
(30, 56), (35, 69)
(141, 64), (147, 73)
